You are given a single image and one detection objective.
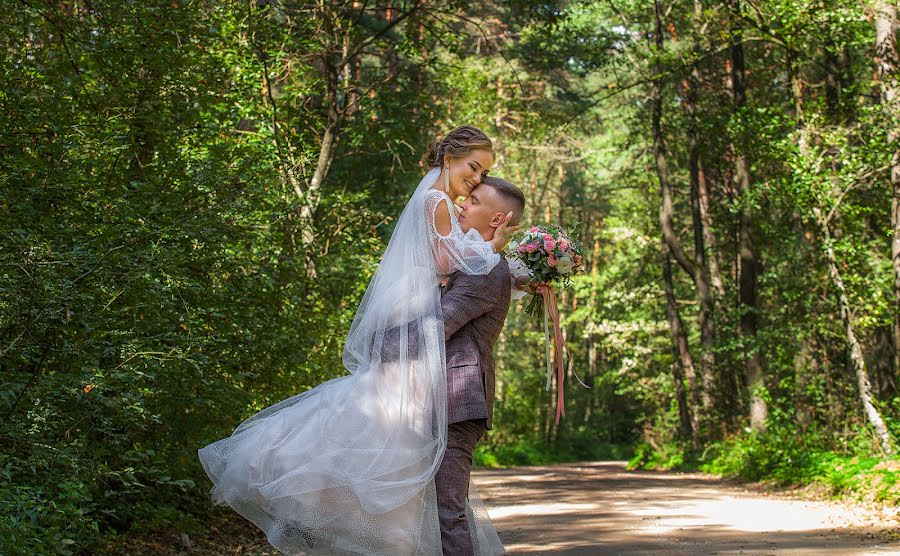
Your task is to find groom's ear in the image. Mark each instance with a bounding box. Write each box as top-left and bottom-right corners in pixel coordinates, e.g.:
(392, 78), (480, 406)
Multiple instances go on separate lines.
(489, 211), (506, 228)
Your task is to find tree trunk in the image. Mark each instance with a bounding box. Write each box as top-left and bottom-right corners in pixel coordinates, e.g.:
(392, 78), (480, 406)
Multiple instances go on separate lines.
(586, 339), (597, 425)
(697, 156), (726, 298)
(729, 1), (767, 432)
(653, 0), (697, 442)
(871, 326), (897, 398)
(652, 2), (696, 285)
(688, 161), (717, 430)
(685, 0), (725, 300)
(875, 0), (900, 379)
(814, 207), (894, 455)
(794, 338), (816, 434)
(682, 0), (718, 432)
(586, 237), (602, 426)
(663, 246), (697, 442)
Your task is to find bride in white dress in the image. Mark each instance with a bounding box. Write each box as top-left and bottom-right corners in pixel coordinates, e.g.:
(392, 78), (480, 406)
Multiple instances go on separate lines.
(198, 125), (513, 555)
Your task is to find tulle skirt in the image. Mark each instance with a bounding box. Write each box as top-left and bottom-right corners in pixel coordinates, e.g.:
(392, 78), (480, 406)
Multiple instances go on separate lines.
(198, 363), (503, 555)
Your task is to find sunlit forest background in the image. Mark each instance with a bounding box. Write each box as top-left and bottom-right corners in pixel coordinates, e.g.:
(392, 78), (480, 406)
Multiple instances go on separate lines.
(2, 0), (899, 553)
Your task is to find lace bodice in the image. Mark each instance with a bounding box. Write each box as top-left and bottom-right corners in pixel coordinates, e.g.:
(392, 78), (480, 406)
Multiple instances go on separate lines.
(425, 189), (500, 277)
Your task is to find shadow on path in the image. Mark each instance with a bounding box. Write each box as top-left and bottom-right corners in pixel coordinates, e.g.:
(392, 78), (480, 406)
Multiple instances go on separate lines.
(473, 461), (900, 555)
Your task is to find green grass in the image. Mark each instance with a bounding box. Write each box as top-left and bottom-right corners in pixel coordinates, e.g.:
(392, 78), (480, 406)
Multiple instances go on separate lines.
(627, 429), (900, 505)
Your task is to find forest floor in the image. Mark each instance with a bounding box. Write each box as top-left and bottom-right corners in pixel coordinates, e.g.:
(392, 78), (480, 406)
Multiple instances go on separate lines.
(111, 461), (900, 555)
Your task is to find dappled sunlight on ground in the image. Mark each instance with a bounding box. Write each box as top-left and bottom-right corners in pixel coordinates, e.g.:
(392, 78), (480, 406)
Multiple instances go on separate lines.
(473, 461), (900, 555)
(629, 496), (852, 534)
(489, 502), (600, 520)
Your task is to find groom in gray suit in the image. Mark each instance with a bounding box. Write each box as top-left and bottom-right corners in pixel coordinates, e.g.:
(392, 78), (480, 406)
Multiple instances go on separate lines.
(436, 176), (526, 555)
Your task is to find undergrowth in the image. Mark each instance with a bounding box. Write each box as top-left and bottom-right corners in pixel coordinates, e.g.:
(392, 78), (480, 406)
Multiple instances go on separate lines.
(627, 425), (900, 505)
(474, 439), (632, 467)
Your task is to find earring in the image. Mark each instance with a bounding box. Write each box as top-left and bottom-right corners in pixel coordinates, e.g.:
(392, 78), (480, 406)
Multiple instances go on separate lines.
(444, 165), (450, 195)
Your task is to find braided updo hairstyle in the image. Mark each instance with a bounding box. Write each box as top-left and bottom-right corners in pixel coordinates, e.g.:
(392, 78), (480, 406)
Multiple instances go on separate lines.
(424, 125), (494, 168)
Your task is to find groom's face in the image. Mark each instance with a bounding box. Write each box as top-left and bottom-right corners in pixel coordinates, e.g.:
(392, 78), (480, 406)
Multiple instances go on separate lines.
(458, 185), (505, 241)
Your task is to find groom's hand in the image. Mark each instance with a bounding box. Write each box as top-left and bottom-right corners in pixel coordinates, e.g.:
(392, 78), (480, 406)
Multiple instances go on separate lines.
(491, 212), (521, 253)
(514, 273), (538, 294)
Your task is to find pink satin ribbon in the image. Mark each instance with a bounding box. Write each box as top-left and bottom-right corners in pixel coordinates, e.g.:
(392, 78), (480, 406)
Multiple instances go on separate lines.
(536, 284), (567, 425)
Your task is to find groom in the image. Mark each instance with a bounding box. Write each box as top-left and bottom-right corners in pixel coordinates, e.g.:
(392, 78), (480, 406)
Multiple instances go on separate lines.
(436, 176), (525, 554)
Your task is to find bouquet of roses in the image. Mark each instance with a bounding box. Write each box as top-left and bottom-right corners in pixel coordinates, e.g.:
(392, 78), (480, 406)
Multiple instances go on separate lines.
(509, 224), (586, 425)
(510, 225), (585, 317)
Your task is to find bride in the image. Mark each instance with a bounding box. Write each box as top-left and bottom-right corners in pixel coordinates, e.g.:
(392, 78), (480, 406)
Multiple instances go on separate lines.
(198, 125), (513, 555)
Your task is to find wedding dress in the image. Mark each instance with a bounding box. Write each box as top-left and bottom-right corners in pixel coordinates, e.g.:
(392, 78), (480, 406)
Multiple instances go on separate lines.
(198, 168), (505, 555)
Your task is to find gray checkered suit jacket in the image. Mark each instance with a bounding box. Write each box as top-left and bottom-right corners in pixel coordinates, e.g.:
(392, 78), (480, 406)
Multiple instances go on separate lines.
(440, 259), (511, 429)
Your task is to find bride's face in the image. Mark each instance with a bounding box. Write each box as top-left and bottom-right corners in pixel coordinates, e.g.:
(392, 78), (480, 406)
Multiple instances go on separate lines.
(445, 149), (494, 200)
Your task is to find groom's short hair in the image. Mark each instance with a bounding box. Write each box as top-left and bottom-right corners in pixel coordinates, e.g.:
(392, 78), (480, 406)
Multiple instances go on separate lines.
(481, 176), (525, 224)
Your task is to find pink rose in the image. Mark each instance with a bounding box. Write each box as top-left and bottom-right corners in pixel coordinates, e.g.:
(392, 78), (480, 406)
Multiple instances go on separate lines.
(542, 233), (553, 241)
(517, 244), (527, 254)
(525, 242), (538, 253)
(529, 226), (540, 233)
(558, 239), (569, 251)
(544, 239), (557, 251)
(548, 253), (558, 267)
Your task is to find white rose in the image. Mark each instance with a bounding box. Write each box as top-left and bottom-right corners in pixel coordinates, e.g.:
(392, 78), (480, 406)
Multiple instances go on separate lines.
(556, 256), (573, 274)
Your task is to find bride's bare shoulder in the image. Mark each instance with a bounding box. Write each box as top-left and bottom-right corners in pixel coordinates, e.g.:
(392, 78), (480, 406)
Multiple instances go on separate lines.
(425, 189), (453, 237)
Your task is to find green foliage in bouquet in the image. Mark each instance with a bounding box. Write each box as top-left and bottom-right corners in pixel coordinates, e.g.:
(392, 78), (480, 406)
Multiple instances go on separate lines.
(509, 225), (585, 316)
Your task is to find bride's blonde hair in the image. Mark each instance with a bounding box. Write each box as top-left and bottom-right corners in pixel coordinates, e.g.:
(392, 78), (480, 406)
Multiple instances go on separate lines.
(424, 125), (494, 168)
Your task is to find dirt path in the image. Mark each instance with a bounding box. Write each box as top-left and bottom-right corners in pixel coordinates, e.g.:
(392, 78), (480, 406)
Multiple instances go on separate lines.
(120, 461), (900, 555)
(473, 461), (900, 555)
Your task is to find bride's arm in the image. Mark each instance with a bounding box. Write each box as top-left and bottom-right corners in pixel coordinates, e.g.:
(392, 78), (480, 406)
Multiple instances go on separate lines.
(426, 191), (500, 276)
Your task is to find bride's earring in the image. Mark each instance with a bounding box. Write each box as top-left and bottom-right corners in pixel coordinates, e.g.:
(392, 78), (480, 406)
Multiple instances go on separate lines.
(444, 165), (450, 195)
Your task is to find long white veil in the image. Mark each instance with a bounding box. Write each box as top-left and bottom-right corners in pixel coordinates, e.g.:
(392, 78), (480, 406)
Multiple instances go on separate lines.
(199, 168), (503, 555)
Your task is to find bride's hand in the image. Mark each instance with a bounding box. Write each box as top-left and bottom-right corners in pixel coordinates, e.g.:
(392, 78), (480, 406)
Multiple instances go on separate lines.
(491, 212), (521, 253)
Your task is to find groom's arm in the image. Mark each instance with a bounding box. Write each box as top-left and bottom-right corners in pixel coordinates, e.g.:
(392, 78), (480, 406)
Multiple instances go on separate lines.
(379, 265), (506, 360)
(441, 266), (505, 340)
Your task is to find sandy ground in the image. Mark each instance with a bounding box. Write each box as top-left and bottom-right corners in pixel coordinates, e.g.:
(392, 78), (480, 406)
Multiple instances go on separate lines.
(473, 461), (900, 555)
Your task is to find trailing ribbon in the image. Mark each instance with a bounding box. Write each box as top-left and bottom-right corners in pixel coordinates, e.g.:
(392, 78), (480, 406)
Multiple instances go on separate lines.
(536, 284), (568, 426)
